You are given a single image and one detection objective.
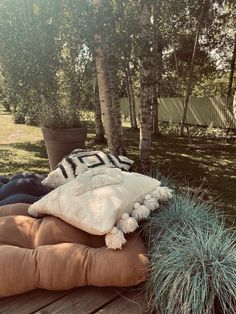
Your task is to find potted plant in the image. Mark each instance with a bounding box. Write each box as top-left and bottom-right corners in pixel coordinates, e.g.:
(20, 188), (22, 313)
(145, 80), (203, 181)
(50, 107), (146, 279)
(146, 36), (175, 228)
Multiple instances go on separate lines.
(38, 96), (87, 170)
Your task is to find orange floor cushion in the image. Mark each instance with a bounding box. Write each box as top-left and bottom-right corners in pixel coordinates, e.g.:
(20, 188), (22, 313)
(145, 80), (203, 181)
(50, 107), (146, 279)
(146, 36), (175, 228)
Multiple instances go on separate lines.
(0, 203), (149, 298)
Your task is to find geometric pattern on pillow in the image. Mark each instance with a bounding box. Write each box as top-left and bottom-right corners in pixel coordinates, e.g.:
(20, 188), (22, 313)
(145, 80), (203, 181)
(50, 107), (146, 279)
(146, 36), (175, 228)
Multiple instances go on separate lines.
(42, 150), (134, 189)
(69, 149), (134, 171)
(77, 153), (105, 168)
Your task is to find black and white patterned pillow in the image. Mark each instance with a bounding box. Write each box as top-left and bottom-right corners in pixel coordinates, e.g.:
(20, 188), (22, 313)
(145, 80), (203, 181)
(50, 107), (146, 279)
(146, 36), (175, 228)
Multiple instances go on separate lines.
(42, 149), (134, 188)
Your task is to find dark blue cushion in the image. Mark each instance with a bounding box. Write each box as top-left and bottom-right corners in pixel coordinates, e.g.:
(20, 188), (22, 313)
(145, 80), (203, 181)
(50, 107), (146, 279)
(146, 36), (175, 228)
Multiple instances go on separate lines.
(0, 176), (9, 184)
(0, 194), (41, 206)
(10, 173), (45, 182)
(0, 178), (51, 201)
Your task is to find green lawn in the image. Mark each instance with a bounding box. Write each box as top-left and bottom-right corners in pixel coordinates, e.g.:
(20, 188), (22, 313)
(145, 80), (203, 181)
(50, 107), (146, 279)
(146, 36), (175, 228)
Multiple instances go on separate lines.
(0, 107), (235, 220)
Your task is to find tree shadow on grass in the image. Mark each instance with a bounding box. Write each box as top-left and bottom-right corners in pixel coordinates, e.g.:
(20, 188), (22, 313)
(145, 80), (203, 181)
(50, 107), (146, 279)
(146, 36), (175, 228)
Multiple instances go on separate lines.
(9, 140), (48, 159)
(121, 130), (236, 216)
(0, 141), (50, 176)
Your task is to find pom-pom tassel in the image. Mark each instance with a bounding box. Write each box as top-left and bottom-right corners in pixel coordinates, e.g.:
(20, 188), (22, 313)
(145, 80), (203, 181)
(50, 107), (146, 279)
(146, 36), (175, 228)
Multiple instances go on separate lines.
(143, 194), (159, 211)
(116, 213), (139, 234)
(151, 187), (173, 202)
(132, 202), (150, 221)
(105, 227), (127, 249)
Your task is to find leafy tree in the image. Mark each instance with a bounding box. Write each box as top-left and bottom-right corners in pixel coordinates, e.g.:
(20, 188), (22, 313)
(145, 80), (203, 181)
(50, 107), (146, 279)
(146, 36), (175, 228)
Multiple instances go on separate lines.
(0, 0), (62, 124)
(0, 0), (235, 165)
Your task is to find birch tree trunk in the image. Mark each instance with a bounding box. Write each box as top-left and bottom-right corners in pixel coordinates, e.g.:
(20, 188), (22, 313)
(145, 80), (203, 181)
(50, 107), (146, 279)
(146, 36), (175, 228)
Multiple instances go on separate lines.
(124, 55), (137, 129)
(152, 0), (163, 136)
(107, 64), (126, 155)
(227, 33), (236, 109)
(152, 85), (160, 135)
(180, 2), (207, 136)
(125, 70), (134, 127)
(233, 90), (236, 120)
(139, 1), (153, 172)
(128, 69), (137, 129)
(94, 77), (105, 143)
(173, 44), (180, 79)
(93, 0), (125, 155)
(180, 25), (201, 136)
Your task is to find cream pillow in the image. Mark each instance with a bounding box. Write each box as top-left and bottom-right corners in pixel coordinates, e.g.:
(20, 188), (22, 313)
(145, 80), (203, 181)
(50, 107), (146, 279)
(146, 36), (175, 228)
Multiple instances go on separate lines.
(42, 150), (134, 189)
(29, 168), (172, 249)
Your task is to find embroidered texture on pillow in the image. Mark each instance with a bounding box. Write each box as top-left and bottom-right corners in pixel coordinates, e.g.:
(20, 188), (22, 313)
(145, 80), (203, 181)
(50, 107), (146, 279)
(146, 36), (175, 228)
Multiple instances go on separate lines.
(29, 168), (173, 249)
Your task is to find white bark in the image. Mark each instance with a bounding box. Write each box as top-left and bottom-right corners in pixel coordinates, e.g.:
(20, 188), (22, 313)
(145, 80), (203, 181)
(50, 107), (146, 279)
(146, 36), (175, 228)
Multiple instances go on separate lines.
(180, 27), (200, 136)
(139, 2), (153, 170)
(227, 33), (236, 108)
(125, 70), (134, 126)
(233, 90), (236, 120)
(108, 66), (124, 138)
(124, 57), (137, 129)
(152, 0), (162, 136)
(94, 77), (105, 143)
(93, 0), (125, 155)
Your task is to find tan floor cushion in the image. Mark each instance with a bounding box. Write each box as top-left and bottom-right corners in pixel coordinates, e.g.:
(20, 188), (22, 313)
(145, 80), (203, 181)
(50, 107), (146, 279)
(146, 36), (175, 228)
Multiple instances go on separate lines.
(0, 203), (149, 298)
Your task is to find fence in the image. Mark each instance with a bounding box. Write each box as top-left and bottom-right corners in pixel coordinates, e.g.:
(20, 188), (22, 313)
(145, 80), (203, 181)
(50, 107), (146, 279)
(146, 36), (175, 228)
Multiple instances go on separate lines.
(120, 96), (236, 129)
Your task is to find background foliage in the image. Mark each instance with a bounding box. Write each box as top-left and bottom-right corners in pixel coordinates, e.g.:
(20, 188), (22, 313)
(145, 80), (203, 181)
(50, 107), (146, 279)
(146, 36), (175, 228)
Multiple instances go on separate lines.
(0, 0), (235, 126)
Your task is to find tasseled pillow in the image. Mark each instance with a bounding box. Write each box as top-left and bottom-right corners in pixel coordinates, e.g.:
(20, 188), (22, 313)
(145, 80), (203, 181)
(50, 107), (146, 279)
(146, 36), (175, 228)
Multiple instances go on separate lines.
(29, 168), (173, 249)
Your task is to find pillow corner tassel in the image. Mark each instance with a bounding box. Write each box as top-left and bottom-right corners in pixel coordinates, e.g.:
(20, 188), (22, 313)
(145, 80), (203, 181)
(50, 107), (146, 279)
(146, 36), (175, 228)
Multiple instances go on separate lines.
(132, 202), (150, 221)
(116, 213), (139, 234)
(105, 227), (126, 250)
(143, 194), (159, 211)
(151, 186), (173, 202)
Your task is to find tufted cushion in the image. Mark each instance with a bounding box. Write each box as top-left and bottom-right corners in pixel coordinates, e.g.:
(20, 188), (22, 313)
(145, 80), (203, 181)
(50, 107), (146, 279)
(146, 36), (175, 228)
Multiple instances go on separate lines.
(42, 149), (134, 189)
(29, 168), (173, 249)
(0, 203), (31, 217)
(0, 203), (148, 298)
(0, 178), (51, 200)
(0, 177), (51, 206)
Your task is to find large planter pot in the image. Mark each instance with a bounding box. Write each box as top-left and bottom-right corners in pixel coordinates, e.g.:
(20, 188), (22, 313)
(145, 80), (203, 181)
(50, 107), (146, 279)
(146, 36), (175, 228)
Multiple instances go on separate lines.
(42, 127), (87, 170)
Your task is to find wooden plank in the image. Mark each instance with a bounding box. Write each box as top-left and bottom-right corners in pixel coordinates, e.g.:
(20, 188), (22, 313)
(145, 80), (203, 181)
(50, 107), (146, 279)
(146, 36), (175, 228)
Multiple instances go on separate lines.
(35, 287), (123, 314)
(95, 290), (151, 314)
(0, 289), (73, 314)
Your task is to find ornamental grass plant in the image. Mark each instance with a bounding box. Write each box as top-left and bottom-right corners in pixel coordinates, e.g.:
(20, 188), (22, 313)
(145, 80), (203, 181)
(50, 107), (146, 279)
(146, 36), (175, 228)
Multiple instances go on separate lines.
(141, 173), (236, 314)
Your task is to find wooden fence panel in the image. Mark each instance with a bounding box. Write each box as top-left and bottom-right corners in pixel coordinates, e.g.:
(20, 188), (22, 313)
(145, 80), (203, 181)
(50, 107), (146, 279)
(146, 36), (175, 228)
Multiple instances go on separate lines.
(120, 97), (236, 128)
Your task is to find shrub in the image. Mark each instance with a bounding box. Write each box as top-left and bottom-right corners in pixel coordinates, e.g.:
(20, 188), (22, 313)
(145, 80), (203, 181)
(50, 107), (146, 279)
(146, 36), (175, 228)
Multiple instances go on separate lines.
(13, 109), (26, 124)
(158, 122), (231, 139)
(2, 98), (11, 112)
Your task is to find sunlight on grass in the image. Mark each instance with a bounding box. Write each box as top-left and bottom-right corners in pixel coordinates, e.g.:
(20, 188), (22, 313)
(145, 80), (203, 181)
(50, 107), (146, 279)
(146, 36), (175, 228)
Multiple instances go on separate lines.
(0, 112), (43, 144)
(0, 107), (49, 175)
(0, 143), (50, 175)
(0, 107), (235, 218)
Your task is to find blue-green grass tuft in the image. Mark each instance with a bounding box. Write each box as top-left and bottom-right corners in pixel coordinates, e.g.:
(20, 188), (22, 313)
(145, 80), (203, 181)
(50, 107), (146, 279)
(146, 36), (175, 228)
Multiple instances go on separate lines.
(142, 172), (236, 313)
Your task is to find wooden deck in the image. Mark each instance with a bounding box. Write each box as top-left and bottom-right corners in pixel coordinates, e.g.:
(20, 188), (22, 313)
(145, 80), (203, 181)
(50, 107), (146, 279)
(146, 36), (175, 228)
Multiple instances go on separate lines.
(0, 286), (151, 314)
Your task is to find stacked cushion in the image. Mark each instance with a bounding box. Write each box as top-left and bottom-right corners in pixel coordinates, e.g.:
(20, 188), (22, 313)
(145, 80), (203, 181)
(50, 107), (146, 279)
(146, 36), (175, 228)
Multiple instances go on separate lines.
(0, 174), (51, 206)
(0, 203), (148, 298)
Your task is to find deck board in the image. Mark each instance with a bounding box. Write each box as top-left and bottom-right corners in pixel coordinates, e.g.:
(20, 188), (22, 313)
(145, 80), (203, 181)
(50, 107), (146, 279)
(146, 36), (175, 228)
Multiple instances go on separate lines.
(0, 289), (73, 314)
(95, 290), (151, 314)
(35, 287), (122, 314)
(0, 287), (150, 314)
